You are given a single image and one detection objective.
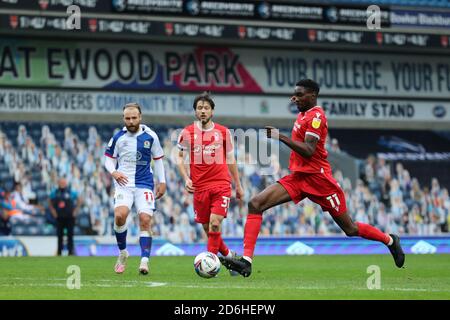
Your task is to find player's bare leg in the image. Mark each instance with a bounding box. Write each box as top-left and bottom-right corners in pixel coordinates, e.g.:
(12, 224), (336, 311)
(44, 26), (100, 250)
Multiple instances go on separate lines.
(138, 213), (153, 275)
(114, 206), (129, 274)
(332, 212), (405, 268)
(223, 183), (292, 277)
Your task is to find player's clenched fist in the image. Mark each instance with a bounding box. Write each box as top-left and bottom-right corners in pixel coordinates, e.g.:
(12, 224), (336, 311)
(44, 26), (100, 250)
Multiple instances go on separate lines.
(265, 126), (280, 140)
(184, 178), (195, 193)
(155, 183), (166, 199)
(236, 184), (244, 200)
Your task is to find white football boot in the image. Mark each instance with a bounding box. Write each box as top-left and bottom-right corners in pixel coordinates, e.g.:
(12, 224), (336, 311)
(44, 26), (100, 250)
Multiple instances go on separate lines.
(139, 259), (149, 275)
(114, 250), (129, 274)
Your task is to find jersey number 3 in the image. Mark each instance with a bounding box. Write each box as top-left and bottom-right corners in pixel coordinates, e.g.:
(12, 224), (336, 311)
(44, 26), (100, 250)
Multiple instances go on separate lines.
(221, 196), (231, 213)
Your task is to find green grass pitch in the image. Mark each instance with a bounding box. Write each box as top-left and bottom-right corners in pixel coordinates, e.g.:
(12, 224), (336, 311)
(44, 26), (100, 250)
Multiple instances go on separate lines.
(0, 255), (449, 300)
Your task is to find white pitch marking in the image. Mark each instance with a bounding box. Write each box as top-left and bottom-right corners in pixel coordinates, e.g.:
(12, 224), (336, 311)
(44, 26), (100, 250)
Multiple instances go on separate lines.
(0, 277), (167, 288)
(172, 284), (449, 293)
(1, 278), (448, 293)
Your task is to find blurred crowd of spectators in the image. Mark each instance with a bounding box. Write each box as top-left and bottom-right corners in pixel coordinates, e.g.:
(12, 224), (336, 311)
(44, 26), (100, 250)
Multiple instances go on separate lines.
(0, 123), (449, 241)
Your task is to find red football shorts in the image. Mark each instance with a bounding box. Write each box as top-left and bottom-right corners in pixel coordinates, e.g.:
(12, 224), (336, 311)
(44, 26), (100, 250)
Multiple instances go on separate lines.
(278, 171), (347, 217)
(193, 186), (232, 224)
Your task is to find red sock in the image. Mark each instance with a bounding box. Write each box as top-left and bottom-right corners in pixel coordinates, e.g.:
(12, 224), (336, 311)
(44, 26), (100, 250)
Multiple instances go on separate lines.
(356, 222), (390, 245)
(218, 236), (230, 256)
(243, 214), (263, 258)
(207, 231), (221, 254)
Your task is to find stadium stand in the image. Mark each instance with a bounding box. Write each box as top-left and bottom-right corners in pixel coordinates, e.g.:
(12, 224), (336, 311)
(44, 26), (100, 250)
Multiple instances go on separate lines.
(1, 122), (448, 240)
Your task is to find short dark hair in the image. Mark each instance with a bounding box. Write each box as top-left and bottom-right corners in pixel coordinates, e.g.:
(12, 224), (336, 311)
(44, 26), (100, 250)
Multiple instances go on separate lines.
(296, 79), (320, 95)
(192, 92), (215, 110)
(123, 102), (142, 114)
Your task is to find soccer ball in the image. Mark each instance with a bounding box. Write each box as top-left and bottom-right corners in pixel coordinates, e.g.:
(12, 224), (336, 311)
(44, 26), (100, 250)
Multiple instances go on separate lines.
(194, 252), (221, 278)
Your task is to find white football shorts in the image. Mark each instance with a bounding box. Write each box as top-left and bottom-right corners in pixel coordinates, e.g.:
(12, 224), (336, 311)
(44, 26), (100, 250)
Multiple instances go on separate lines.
(114, 186), (155, 216)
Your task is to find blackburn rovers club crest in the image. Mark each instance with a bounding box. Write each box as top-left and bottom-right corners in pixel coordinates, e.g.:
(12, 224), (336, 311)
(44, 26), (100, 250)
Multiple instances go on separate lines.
(376, 32), (383, 45)
(441, 35), (449, 47)
(89, 19), (97, 32)
(312, 112), (321, 129)
(165, 22), (174, 36)
(39, 0), (49, 10)
(9, 15), (18, 29)
(144, 140), (150, 148)
(308, 29), (317, 42)
(238, 26), (246, 39)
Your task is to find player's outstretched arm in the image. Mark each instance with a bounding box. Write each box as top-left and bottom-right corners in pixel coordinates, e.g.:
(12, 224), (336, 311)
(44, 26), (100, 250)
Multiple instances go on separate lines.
(265, 126), (318, 158)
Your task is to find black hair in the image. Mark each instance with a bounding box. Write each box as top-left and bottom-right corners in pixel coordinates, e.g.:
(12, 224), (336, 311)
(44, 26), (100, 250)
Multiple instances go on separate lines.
(123, 102), (142, 114)
(192, 92), (215, 110)
(296, 79), (320, 95)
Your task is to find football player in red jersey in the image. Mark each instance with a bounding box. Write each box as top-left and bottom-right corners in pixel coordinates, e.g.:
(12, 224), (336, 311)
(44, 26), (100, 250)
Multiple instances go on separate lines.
(222, 79), (405, 277)
(177, 92), (244, 272)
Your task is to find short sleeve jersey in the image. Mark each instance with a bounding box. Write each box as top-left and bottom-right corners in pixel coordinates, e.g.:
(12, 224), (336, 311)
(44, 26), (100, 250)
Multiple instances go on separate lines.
(288, 106), (332, 174)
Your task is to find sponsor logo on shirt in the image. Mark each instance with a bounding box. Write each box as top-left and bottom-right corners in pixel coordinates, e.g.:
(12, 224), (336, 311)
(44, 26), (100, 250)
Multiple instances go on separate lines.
(312, 113), (322, 129)
(193, 145), (202, 153)
(312, 118), (321, 129)
(193, 144), (222, 155)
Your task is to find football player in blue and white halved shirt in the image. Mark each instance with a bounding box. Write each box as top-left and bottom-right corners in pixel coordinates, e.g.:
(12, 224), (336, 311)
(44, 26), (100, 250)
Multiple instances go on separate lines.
(104, 102), (166, 275)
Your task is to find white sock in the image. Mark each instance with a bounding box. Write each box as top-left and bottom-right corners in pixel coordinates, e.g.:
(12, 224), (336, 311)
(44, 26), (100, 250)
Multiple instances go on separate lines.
(225, 250), (233, 258)
(141, 257), (149, 264)
(387, 235), (394, 246)
(243, 256), (252, 264)
(140, 231), (151, 237)
(120, 249), (128, 254)
(114, 223), (127, 233)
